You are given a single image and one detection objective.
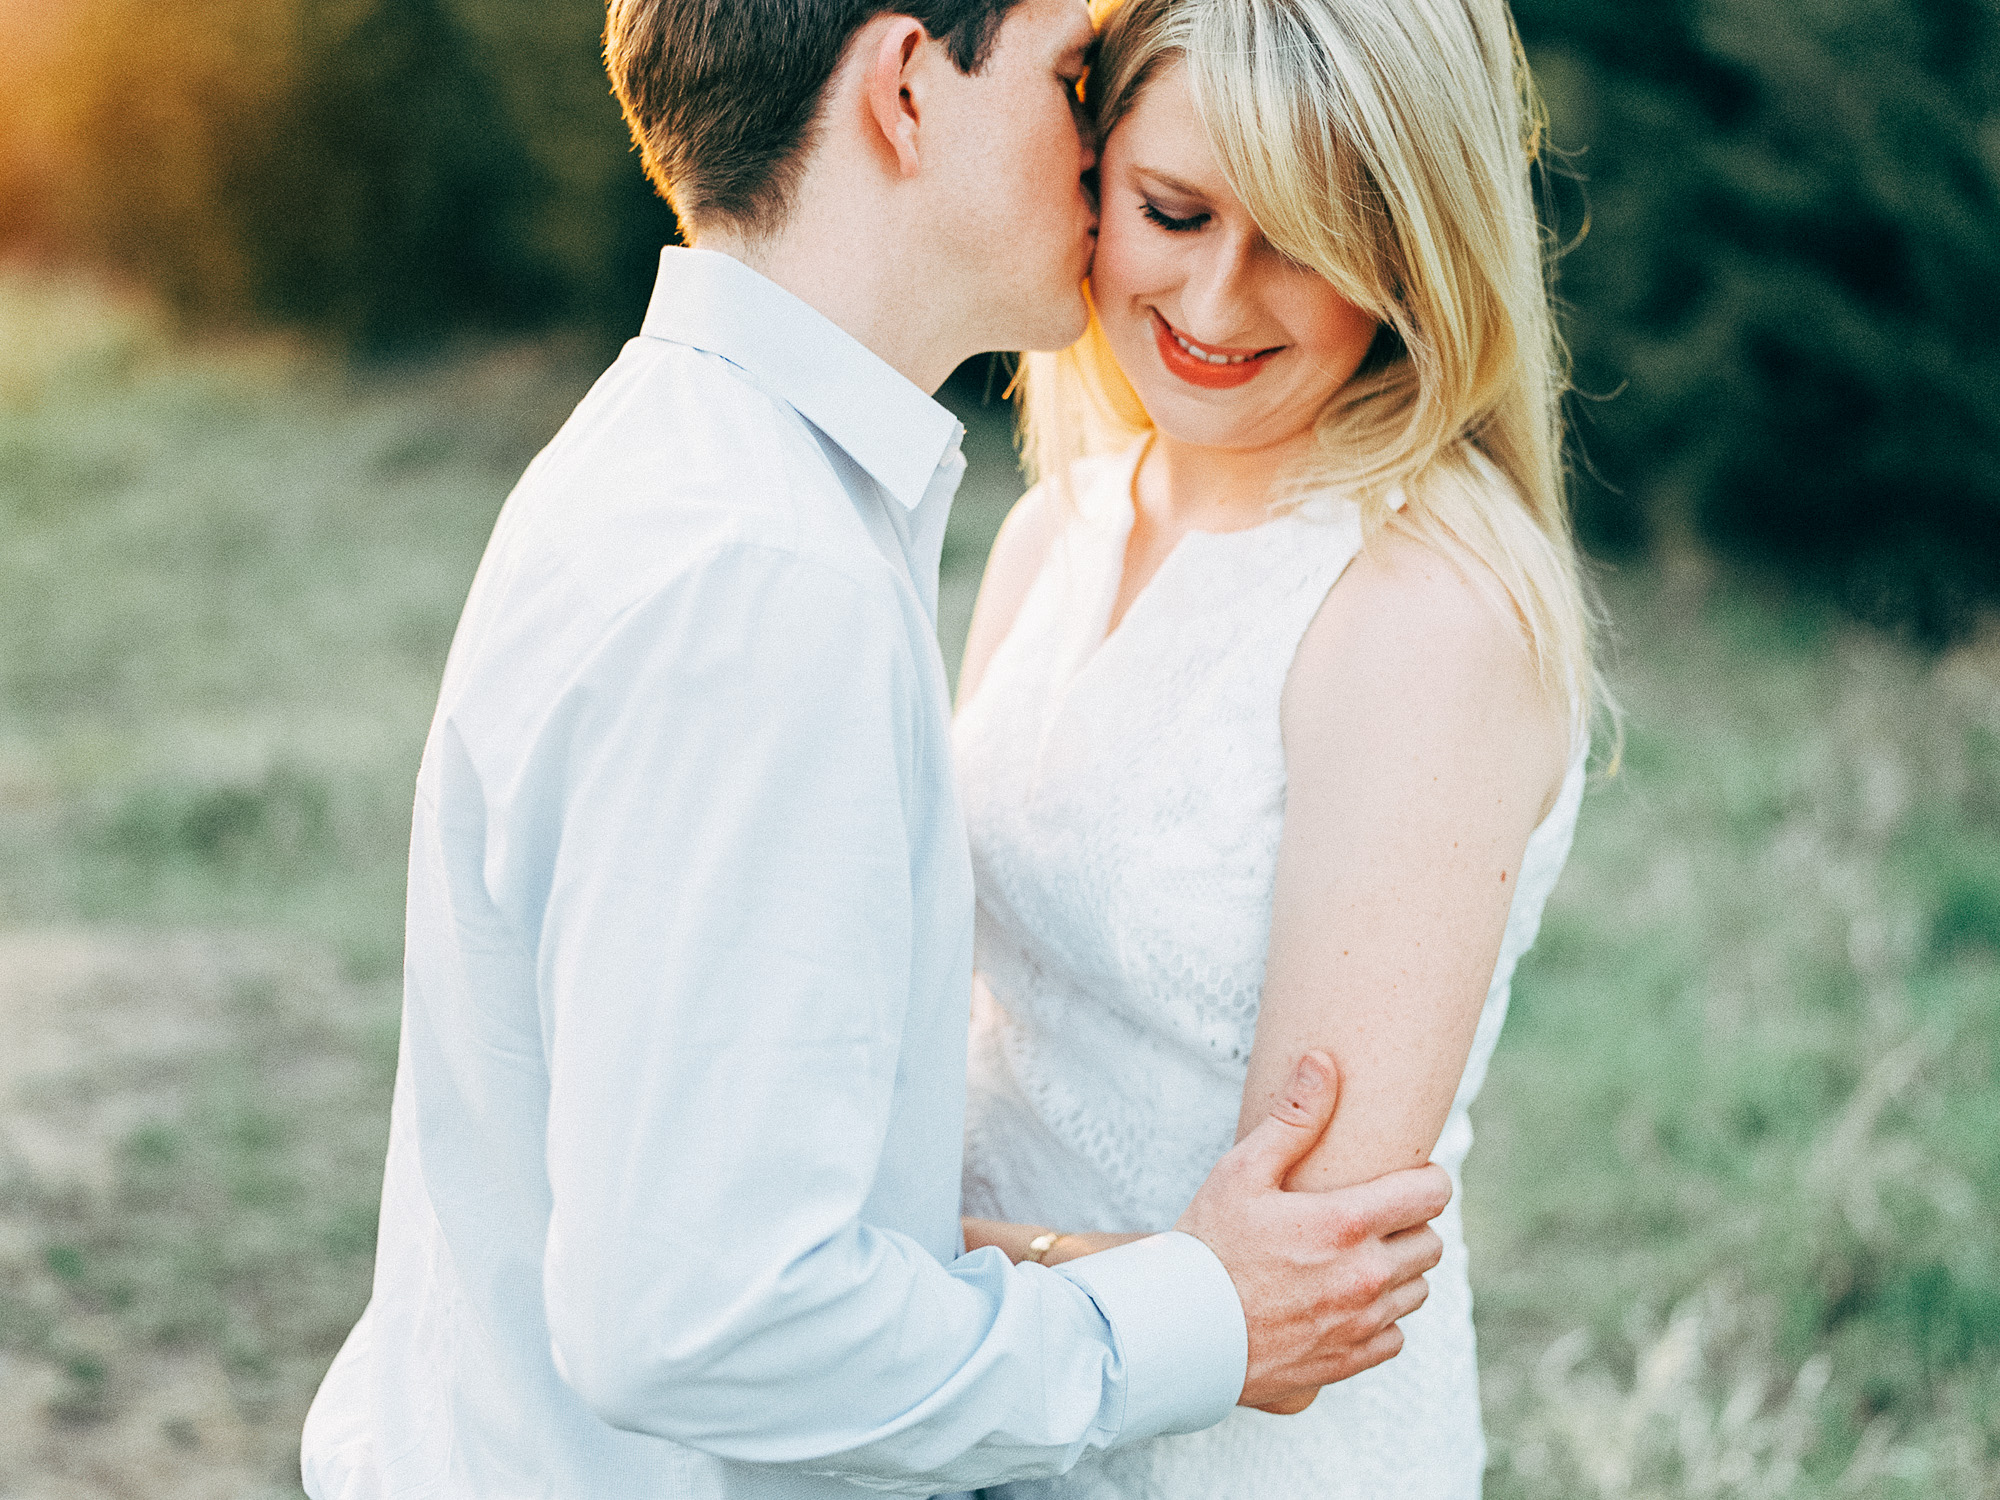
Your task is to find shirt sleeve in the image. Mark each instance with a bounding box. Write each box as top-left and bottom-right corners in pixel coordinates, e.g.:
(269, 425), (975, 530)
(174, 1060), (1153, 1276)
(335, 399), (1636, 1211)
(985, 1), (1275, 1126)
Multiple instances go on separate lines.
(522, 544), (1246, 1492)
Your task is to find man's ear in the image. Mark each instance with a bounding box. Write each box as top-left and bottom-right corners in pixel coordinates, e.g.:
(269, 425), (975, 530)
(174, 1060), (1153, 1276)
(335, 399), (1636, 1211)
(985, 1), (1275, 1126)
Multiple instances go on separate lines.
(863, 17), (928, 179)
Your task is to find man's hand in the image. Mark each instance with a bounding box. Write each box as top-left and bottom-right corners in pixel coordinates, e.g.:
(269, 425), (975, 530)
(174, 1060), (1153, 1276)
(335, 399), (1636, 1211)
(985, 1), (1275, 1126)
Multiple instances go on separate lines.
(1175, 1051), (1451, 1412)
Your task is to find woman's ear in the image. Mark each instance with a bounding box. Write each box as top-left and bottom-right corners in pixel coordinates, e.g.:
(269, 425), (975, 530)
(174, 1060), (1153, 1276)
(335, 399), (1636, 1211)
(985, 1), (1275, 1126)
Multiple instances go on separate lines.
(863, 17), (928, 179)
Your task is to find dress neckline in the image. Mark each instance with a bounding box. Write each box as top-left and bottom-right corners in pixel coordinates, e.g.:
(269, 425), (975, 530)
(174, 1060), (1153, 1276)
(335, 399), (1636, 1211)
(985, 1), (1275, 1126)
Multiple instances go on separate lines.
(1087, 436), (1339, 654)
(1089, 433), (1320, 539)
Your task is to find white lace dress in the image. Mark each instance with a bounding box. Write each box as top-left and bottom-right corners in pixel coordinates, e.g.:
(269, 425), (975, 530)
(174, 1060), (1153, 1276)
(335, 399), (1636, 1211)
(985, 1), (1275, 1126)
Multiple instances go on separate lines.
(956, 443), (1585, 1500)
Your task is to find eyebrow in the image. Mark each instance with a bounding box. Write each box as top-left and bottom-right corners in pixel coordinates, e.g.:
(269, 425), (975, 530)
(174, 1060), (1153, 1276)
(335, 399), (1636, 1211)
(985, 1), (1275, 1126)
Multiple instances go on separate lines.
(1132, 167), (1212, 200)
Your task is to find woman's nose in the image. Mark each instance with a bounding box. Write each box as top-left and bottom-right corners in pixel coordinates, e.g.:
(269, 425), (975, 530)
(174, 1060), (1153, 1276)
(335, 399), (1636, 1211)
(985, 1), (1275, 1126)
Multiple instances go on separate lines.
(1179, 234), (1259, 343)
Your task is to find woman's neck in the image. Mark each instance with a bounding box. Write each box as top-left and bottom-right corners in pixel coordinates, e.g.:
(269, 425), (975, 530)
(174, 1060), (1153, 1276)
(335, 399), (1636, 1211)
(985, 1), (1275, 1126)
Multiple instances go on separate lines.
(1137, 425), (1321, 534)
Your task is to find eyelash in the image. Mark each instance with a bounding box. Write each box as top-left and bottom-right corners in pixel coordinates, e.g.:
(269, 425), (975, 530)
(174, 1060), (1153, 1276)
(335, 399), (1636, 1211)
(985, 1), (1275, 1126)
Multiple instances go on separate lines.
(1141, 200), (1209, 233)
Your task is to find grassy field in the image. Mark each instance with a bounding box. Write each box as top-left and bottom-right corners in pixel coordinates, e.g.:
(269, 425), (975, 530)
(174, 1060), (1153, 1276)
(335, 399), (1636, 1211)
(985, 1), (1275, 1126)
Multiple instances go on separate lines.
(0, 272), (1994, 1497)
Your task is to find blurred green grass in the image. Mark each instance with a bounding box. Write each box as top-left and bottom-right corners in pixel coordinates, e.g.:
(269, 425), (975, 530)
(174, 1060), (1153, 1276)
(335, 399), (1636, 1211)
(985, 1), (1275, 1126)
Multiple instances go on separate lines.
(1470, 575), (2000, 1497)
(0, 273), (1994, 1495)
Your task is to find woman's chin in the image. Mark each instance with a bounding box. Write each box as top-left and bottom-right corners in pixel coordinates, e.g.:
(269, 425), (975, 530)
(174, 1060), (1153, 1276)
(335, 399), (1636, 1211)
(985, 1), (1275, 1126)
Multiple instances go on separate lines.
(1110, 355), (1286, 452)
(1134, 391), (1299, 454)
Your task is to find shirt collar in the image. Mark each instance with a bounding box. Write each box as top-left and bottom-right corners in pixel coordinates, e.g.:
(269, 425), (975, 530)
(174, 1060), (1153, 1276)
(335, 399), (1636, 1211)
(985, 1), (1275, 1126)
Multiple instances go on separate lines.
(640, 247), (963, 513)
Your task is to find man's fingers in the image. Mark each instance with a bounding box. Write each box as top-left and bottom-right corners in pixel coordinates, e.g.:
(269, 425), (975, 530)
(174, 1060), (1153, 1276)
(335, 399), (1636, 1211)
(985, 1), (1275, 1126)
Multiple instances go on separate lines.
(1375, 1268), (1430, 1327)
(1305, 1161), (1452, 1245)
(1267, 1050), (1340, 1132)
(1372, 1223), (1443, 1286)
(1227, 1051), (1341, 1190)
(1344, 1322), (1405, 1380)
(1385, 1221), (1445, 1277)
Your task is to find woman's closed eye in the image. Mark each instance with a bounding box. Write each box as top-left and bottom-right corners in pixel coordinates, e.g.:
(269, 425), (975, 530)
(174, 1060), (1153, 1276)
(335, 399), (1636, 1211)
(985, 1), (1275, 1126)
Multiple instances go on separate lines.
(1141, 199), (1209, 233)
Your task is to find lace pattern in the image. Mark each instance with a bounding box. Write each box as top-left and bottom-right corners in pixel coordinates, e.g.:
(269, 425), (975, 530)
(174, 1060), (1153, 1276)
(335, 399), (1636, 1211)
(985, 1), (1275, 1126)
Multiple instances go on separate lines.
(955, 443), (1585, 1499)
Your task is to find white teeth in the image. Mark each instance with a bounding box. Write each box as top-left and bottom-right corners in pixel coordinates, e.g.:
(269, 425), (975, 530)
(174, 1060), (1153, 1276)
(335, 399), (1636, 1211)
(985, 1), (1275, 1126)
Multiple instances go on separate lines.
(1172, 331), (1254, 365)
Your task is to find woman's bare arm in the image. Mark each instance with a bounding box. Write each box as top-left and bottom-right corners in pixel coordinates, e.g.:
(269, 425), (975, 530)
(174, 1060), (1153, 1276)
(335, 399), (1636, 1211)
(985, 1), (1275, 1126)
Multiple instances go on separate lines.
(961, 1217), (1147, 1267)
(1237, 530), (1570, 1189)
(955, 481), (1062, 709)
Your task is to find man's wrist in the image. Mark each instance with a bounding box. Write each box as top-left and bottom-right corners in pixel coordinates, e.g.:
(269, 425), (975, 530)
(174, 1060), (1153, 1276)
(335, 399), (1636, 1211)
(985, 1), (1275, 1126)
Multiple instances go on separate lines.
(1053, 1231), (1248, 1440)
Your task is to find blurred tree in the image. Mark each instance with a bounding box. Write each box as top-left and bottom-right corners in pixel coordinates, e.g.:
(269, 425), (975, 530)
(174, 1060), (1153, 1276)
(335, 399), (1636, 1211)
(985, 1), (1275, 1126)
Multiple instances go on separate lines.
(4, 0), (1996, 631)
(0, 0), (674, 349)
(247, 0), (553, 348)
(10, 0), (289, 323)
(1521, 0), (2000, 639)
(445, 0), (681, 340)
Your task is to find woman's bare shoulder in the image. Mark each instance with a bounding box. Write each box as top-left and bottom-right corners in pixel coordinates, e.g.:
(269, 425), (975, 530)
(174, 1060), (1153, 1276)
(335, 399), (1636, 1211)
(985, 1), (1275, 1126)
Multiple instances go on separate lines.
(1288, 523), (1569, 802)
(987, 479), (1065, 591)
(955, 478), (1066, 707)
(1334, 524), (1524, 648)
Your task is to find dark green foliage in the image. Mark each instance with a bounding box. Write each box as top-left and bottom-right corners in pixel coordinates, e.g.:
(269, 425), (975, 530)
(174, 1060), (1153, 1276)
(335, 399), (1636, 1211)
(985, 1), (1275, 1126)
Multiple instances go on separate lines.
(1519, 0), (2000, 638)
(6, 0), (1995, 625)
(0, 0), (677, 349)
(238, 0), (556, 348)
(1897, 811), (2000, 956)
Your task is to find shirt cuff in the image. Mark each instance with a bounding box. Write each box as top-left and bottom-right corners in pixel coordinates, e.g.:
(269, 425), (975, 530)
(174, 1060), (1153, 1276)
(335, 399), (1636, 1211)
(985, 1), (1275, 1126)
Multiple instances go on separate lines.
(1054, 1230), (1247, 1441)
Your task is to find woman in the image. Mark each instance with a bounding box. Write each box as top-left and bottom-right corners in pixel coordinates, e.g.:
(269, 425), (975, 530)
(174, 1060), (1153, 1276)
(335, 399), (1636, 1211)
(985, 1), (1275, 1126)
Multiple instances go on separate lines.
(954, 0), (1597, 1493)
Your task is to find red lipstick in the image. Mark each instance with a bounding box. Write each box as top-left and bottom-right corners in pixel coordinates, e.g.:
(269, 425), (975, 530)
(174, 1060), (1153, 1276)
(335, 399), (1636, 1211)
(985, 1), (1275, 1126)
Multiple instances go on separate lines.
(1151, 311), (1282, 390)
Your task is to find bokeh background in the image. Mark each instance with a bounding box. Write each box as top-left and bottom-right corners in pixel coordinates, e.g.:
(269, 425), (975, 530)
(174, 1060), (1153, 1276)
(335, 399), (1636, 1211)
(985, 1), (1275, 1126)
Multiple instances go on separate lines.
(0, 0), (1995, 1494)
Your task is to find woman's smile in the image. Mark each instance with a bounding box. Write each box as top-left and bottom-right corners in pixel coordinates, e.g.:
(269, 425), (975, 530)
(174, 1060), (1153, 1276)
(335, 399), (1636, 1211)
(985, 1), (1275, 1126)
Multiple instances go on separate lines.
(1090, 63), (1379, 453)
(1150, 310), (1284, 389)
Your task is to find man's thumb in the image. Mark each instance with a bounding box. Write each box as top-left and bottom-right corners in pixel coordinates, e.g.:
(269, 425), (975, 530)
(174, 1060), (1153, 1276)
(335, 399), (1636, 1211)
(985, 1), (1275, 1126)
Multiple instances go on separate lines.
(1237, 1051), (1340, 1188)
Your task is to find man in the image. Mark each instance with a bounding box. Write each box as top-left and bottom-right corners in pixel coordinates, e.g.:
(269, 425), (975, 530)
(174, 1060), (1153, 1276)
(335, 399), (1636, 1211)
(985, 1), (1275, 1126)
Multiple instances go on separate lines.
(301, 1), (1453, 1494)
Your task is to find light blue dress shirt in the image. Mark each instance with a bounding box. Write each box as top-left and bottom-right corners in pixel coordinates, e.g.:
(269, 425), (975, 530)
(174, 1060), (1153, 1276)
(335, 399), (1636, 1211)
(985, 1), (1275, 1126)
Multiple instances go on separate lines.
(300, 248), (1248, 1499)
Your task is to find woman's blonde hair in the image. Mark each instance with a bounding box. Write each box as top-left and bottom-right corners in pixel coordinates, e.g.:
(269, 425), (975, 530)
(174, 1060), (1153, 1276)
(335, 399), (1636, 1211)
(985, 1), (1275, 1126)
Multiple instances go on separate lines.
(1022, 0), (1602, 722)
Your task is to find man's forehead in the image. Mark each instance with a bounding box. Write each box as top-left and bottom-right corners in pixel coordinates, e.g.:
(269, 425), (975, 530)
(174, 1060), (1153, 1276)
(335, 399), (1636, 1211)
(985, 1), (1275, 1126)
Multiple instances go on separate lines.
(1067, 0), (1098, 52)
(1006, 0), (1095, 55)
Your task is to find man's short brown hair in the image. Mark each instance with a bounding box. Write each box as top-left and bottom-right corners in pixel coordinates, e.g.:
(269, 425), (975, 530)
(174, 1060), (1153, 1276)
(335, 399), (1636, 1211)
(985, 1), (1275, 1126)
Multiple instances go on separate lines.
(607, 0), (1033, 237)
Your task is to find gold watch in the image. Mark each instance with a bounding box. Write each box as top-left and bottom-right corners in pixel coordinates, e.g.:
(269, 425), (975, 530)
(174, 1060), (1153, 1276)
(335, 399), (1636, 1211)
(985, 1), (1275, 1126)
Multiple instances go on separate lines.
(1024, 1230), (1068, 1264)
